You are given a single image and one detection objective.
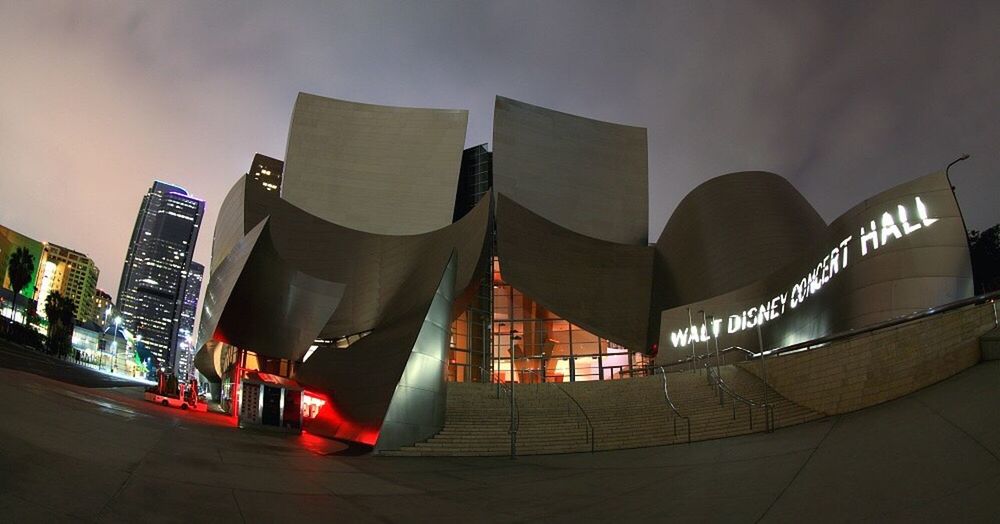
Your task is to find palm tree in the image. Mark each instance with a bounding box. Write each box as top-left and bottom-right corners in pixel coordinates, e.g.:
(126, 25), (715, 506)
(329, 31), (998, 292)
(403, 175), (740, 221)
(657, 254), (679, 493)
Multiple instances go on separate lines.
(45, 291), (76, 356)
(6, 247), (35, 324)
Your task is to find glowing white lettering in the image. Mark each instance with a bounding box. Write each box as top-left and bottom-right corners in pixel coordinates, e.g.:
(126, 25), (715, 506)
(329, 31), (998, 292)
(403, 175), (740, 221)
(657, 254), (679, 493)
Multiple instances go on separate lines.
(667, 196), (939, 347)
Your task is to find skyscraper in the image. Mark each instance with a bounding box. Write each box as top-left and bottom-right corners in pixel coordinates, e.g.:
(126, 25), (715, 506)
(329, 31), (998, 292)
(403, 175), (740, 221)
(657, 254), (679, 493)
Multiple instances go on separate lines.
(248, 153), (283, 192)
(174, 261), (203, 380)
(117, 181), (204, 374)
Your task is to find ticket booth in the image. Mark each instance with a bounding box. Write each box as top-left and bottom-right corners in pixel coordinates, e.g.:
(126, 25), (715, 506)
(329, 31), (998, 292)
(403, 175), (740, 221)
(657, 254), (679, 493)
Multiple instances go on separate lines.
(237, 370), (303, 433)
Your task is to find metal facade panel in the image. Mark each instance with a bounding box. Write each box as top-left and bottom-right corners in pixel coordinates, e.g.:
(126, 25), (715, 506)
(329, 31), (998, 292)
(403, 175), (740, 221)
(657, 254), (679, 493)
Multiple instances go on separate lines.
(374, 256), (456, 451)
(656, 171), (974, 360)
(493, 96), (649, 245)
(495, 194), (654, 350)
(282, 93), (468, 235)
(210, 176), (246, 273)
(652, 171), (828, 311)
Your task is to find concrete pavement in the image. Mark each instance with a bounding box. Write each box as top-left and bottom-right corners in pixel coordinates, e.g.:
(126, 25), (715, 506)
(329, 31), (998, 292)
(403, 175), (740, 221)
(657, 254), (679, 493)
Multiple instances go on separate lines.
(1, 346), (999, 522)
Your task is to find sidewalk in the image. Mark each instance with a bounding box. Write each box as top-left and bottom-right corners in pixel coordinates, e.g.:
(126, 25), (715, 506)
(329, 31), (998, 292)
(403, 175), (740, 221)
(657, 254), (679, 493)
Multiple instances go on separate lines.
(0, 337), (150, 388)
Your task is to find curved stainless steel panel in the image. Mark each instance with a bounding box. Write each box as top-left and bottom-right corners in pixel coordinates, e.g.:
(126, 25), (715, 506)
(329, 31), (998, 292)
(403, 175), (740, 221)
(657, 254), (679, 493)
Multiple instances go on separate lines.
(293, 198), (491, 443)
(652, 171), (827, 309)
(282, 92), (469, 236)
(493, 96), (649, 245)
(495, 193), (653, 350)
(656, 171), (974, 361)
(374, 256), (456, 451)
(209, 221), (346, 363)
(209, 176), (247, 273)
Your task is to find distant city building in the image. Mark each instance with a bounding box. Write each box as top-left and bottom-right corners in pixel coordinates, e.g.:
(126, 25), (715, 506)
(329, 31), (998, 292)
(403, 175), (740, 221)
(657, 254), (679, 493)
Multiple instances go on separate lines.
(453, 144), (492, 222)
(117, 181), (204, 374)
(174, 261), (204, 380)
(33, 243), (100, 323)
(248, 153), (283, 192)
(0, 224), (44, 320)
(92, 288), (114, 327)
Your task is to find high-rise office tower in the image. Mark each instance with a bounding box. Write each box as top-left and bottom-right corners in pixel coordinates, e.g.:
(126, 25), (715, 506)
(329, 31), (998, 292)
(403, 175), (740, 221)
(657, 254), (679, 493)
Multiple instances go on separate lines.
(452, 144), (492, 222)
(33, 243), (100, 323)
(248, 153), (283, 192)
(174, 261), (203, 380)
(117, 181), (204, 373)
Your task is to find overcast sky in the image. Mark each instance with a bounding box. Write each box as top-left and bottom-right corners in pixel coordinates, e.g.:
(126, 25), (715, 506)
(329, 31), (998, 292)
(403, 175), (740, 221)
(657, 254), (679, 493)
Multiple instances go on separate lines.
(1, 1), (998, 299)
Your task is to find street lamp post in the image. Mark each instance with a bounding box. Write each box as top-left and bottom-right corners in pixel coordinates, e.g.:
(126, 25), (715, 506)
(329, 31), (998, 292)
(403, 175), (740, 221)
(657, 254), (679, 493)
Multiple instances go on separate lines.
(109, 315), (122, 373)
(945, 153), (974, 289)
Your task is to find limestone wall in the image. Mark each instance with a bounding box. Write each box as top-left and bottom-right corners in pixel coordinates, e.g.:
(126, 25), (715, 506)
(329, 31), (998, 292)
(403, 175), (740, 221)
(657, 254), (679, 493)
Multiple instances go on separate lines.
(737, 303), (997, 415)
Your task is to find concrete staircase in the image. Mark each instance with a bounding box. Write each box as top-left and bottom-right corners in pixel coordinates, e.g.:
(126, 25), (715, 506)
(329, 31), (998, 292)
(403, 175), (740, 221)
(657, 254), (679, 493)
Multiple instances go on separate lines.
(382, 364), (822, 457)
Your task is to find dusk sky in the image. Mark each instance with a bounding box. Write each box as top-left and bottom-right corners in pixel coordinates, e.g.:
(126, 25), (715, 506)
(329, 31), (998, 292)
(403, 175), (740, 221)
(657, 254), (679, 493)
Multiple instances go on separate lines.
(1, 1), (998, 299)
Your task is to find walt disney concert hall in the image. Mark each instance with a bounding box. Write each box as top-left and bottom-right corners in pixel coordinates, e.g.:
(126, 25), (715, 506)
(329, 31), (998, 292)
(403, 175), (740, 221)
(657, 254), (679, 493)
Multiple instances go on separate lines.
(195, 92), (994, 454)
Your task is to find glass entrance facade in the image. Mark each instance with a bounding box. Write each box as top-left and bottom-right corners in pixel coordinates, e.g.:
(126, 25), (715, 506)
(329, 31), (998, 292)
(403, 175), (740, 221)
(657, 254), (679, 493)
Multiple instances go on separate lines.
(449, 258), (649, 383)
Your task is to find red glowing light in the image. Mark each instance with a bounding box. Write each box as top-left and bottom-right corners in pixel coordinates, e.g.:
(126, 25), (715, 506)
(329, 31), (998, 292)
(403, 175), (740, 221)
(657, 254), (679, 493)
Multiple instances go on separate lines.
(301, 391), (327, 419)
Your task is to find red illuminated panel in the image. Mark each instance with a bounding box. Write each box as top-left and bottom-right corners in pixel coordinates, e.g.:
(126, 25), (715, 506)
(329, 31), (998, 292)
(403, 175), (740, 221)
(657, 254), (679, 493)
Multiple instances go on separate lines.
(301, 391), (327, 419)
(300, 390), (381, 447)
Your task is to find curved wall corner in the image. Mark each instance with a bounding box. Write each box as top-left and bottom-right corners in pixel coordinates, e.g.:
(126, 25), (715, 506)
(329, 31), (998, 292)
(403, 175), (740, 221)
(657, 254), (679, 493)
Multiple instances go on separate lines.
(656, 171), (974, 362)
(652, 171), (828, 311)
(194, 218), (268, 380)
(210, 176), (247, 273)
(374, 255), (456, 452)
(291, 198), (490, 445)
(492, 96), (649, 245)
(281, 92), (469, 236)
(211, 220), (345, 362)
(495, 194), (653, 350)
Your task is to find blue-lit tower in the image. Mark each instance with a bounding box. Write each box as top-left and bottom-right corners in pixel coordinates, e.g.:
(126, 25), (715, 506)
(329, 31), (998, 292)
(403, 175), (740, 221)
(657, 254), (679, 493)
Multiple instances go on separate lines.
(117, 181), (204, 375)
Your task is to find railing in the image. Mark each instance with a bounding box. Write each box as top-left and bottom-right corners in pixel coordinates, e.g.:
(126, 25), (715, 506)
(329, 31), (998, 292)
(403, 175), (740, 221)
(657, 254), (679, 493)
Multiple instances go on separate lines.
(498, 381), (518, 458)
(767, 290), (1000, 358)
(659, 291), (1000, 372)
(656, 366), (691, 443)
(555, 384), (595, 452)
(704, 361), (774, 433)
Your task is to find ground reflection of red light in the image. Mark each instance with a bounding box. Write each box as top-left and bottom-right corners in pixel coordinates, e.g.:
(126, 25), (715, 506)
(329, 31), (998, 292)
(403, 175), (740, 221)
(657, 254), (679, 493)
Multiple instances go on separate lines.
(298, 430), (335, 454)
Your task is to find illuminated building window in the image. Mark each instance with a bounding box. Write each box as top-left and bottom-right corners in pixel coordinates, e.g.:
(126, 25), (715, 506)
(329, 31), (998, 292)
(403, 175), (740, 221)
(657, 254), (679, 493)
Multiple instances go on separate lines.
(448, 258), (648, 383)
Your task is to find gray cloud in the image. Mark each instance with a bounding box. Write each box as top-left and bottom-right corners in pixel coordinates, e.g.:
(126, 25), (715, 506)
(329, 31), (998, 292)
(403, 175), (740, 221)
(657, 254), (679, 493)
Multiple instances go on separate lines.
(1, 0), (997, 300)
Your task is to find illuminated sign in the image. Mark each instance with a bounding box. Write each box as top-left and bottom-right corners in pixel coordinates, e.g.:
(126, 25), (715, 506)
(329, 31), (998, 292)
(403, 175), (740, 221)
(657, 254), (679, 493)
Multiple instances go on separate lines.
(669, 196), (937, 347)
(301, 391), (326, 419)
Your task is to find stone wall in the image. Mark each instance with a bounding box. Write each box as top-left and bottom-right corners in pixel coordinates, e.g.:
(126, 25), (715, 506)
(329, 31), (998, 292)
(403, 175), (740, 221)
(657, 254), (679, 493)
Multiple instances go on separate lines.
(737, 303), (997, 415)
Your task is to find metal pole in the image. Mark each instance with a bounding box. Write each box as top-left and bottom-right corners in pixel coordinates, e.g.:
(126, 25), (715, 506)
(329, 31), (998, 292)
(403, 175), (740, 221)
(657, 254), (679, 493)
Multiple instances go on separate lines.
(701, 311), (712, 379)
(757, 323), (769, 408)
(509, 284), (516, 458)
(945, 154), (972, 282)
(568, 322), (575, 382)
(687, 308), (695, 372)
(482, 315), (488, 383)
(712, 315), (722, 379)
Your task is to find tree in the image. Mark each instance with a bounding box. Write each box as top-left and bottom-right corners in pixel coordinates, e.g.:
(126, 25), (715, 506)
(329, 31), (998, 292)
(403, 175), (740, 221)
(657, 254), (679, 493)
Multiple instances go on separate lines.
(6, 247), (35, 324)
(45, 291), (76, 357)
(969, 225), (1000, 294)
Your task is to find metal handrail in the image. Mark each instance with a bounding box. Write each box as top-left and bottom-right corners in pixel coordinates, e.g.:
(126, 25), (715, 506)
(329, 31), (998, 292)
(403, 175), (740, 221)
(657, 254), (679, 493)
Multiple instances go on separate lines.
(656, 366), (691, 443)
(658, 291), (1000, 371)
(766, 290), (1000, 357)
(498, 381), (518, 458)
(705, 361), (774, 432)
(555, 385), (595, 452)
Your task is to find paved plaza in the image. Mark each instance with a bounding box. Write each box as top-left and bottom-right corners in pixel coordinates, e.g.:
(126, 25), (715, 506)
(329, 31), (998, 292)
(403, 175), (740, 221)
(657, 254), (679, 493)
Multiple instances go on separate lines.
(1, 340), (999, 522)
